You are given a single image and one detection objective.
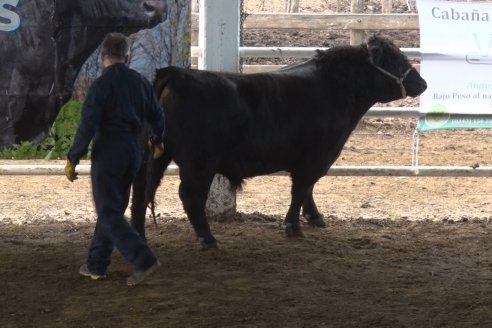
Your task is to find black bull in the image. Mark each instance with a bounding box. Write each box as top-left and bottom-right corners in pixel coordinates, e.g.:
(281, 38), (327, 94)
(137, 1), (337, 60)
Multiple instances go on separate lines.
(0, 0), (168, 149)
(130, 36), (427, 249)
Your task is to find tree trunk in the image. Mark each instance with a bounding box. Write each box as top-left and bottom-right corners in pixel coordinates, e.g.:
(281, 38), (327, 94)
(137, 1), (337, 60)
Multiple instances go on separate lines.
(205, 174), (236, 219)
(191, 0), (199, 13)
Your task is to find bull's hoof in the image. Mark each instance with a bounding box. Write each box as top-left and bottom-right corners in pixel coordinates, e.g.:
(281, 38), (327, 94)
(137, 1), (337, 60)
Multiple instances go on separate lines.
(199, 238), (218, 251)
(285, 224), (304, 238)
(307, 216), (326, 228)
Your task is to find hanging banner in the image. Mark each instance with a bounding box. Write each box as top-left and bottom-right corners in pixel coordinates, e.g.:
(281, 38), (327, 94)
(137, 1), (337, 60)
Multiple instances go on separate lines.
(418, 0), (492, 131)
(0, 0), (190, 150)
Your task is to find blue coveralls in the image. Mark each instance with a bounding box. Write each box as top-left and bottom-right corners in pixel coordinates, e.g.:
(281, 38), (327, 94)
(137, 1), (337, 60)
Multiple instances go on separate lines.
(68, 63), (165, 276)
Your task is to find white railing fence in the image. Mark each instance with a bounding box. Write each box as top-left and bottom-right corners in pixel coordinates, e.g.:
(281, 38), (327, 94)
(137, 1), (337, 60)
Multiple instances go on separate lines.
(2, 0), (491, 177)
(1, 164), (492, 177)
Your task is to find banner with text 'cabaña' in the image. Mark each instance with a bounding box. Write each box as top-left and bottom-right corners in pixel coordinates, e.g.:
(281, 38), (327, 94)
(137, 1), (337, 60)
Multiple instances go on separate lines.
(418, 0), (492, 132)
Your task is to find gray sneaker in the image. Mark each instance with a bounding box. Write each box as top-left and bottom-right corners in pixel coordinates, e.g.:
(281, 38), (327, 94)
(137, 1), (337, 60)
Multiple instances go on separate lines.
(127, 260), (161, 286)
(79, 264), (107, 280)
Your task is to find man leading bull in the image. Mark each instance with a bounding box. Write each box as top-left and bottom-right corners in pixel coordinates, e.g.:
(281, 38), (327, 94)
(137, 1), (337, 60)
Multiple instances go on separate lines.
(65, 32), (165, 286)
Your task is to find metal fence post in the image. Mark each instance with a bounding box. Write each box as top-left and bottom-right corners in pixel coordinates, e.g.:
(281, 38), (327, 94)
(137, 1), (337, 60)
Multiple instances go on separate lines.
(198, 0), (240, 218)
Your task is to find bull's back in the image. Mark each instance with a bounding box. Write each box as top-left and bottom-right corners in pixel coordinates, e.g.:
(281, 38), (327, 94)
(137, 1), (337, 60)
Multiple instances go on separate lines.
(154, 66), (353, 180)
(155, 67), (247, 161)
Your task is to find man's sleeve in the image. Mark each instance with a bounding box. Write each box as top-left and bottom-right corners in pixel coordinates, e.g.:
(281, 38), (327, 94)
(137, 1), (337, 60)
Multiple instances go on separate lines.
(67, 81), (106, 165)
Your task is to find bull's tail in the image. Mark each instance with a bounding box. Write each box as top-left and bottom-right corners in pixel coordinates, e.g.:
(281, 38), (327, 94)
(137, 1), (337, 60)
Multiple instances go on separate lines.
(148, 68), (175, 222)
(130, 131), (172, 240)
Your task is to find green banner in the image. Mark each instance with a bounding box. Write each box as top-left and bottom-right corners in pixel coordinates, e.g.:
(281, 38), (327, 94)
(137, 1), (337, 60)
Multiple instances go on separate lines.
(418, 110), (492, 132)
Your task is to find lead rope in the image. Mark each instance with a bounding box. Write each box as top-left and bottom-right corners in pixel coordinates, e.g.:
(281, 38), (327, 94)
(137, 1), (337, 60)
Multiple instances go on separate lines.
(369, 58), (417, 173)
(412, 128), (420, 175)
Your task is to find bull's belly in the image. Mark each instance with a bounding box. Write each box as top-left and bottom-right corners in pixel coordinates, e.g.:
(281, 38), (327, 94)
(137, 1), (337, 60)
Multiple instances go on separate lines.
(218, 158), (290, 181)
(239, 162), (288, 178)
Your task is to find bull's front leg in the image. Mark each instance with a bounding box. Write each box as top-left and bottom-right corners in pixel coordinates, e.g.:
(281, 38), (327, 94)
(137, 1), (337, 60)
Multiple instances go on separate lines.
(179, 171), (217, 250)
(302, 185), (326, 228)
(284, 177), (313, 237)
(284, 205), (304, 237)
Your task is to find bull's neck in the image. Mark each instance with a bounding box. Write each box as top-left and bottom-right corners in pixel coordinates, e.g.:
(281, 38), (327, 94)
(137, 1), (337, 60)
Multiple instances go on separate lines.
(331, 51), (377, 119)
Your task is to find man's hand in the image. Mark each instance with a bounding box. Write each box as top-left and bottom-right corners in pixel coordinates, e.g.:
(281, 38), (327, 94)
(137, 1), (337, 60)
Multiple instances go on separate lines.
(65, 159), (78, 182)
(148, 137), (165, 159)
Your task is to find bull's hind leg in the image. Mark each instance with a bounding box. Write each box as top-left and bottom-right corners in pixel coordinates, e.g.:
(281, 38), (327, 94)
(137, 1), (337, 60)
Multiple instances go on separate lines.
(302, 185), (326, 228)
(179, 169), (217, 250)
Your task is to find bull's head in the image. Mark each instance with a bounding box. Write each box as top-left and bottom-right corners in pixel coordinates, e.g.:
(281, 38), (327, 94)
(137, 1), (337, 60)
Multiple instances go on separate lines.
(55, 0), (170, 92)
(62, 0), (168, 27)
(366, 35), (427, 103)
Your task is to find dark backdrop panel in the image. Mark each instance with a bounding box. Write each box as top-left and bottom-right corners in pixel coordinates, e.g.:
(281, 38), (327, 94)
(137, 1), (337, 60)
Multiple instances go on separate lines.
(0, 0), (189, 150)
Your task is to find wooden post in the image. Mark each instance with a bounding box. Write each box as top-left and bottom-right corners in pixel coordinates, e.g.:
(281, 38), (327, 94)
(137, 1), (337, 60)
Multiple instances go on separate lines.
(381, 0), (393, 13)
(285, 0), (300, 13)
(350, 0), (366, 45)
(198, 0), (239, 218)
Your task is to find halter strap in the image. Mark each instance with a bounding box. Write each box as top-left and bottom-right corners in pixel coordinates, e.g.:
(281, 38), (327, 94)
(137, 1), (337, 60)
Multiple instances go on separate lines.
(369, 58), (412, 98)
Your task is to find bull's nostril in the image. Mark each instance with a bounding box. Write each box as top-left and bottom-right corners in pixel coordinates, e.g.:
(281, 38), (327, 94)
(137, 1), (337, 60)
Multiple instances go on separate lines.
(143, 2), (155, 13)
(142, 1), (167, 21)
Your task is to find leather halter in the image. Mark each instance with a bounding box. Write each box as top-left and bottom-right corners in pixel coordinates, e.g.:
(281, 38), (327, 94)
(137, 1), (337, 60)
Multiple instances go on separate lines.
(370, 58), (413, 98)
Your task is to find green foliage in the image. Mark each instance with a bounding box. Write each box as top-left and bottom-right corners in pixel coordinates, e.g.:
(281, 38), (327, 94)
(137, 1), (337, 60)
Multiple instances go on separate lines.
(0, 141), (49, 159)
(46, 101), (84, 159)
(0, 101), (85, 160)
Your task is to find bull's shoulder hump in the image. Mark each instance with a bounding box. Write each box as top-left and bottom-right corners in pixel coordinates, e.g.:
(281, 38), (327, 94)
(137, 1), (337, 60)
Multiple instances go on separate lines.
(156, 66), (187, 79)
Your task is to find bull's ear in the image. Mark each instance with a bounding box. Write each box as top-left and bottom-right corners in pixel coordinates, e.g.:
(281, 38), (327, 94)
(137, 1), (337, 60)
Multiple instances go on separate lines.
(368, 40), (383, 65)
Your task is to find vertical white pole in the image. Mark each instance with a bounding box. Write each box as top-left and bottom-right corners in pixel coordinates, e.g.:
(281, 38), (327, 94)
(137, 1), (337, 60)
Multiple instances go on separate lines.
(198, 0), (240, 72)
(198, 0), (240, 218)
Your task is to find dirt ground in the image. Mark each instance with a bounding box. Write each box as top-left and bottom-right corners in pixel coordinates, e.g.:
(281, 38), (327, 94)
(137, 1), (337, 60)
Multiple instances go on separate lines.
(2, 1), (492, 327)
(2, 127), (492, 328)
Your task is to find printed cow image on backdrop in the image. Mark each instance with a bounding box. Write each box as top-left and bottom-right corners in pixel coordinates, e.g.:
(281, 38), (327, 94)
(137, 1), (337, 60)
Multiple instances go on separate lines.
(0, 0), (168, 149)
(131, 36), (427, 249)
